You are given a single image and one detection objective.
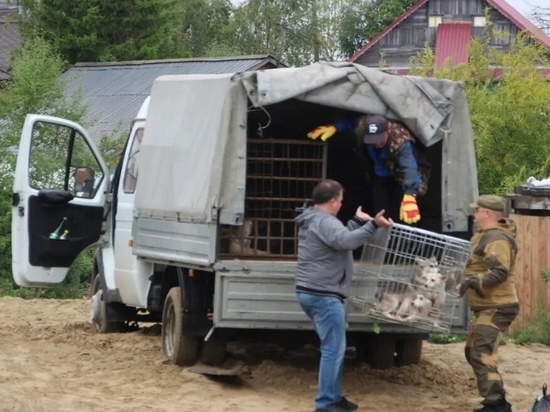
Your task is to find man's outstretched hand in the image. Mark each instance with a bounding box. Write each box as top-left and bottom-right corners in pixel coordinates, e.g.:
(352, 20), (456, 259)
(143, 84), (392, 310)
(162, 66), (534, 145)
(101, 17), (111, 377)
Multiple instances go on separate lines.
(373, 209), (393, 228)
(355, 206), (372, 222)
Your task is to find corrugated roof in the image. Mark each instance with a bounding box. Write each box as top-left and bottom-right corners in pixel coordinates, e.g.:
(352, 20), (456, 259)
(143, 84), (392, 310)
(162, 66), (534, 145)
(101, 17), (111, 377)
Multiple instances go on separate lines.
(434, 23), (472, 68)
(62, 55), (284, 142)
(349, 0), (550, 63)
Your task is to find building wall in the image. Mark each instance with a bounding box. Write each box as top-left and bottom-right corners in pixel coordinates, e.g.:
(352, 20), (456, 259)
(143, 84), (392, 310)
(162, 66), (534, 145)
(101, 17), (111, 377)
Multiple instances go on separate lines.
(355, 0), (530, 68)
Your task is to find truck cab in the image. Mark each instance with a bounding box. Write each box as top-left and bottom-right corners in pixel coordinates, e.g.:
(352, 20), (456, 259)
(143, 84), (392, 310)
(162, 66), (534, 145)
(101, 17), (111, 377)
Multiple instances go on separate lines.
(11, 63), (477, 370)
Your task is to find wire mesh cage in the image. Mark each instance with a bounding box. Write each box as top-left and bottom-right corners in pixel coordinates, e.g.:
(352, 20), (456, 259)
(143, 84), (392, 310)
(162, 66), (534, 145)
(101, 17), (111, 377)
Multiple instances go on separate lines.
(351, 223), (471, 333)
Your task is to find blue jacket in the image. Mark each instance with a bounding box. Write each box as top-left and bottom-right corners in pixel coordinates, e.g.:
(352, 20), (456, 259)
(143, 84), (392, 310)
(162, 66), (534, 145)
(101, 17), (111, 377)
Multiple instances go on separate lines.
(334, 119), (422, 195)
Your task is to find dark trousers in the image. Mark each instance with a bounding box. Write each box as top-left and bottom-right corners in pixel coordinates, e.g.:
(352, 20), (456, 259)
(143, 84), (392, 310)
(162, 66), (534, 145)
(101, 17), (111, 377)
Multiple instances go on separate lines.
(465, 306), (519, 405)
(368, 176), (403, 223)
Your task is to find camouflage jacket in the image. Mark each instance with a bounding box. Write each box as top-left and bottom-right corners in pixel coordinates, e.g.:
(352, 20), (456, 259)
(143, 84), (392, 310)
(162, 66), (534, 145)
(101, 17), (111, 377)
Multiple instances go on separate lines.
(464, 219), (519, 310)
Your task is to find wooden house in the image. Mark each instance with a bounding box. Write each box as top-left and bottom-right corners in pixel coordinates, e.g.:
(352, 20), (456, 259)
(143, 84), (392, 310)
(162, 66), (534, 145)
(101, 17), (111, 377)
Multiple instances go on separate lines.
(349, 0), (550, 72)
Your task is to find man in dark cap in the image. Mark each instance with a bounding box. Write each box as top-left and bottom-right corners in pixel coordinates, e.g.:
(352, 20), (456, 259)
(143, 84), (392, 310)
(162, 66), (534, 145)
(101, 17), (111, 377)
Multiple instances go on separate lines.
(459, 195), (519, 412)
(307, 114), (430, 225)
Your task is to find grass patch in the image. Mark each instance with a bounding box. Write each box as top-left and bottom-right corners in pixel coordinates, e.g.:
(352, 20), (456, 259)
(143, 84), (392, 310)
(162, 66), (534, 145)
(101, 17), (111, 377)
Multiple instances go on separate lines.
(429, 333), (467, 344)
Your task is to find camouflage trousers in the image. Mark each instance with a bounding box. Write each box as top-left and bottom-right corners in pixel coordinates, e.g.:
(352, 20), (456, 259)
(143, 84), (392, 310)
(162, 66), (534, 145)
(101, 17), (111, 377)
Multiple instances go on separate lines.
(465, 306), (519, 405)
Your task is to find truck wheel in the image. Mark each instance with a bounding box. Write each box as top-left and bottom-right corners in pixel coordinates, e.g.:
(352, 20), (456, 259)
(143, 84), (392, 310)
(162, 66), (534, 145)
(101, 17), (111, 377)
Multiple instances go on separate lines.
(369, 335), (396, 370)
(201, 336), (227, 366)
(162, 287), (199, 366)
(90, 274), (125, 333)
(395, 338), (423, 367)
(355, 333), (374, 364)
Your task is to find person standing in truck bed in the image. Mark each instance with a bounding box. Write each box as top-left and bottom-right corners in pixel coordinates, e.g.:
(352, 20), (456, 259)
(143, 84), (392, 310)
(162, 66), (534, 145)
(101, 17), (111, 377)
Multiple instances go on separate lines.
(307, 114), (431, 225)
(295, 179), (393, 412)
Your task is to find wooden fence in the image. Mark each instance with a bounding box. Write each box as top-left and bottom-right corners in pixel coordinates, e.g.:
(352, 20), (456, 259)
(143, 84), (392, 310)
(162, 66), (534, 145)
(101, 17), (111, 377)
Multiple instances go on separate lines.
(509, 213), (550, 331)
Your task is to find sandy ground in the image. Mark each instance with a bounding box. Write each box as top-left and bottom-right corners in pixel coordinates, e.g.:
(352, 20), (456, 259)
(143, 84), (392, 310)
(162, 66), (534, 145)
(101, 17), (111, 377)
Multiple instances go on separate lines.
(0, 297), (549, 412)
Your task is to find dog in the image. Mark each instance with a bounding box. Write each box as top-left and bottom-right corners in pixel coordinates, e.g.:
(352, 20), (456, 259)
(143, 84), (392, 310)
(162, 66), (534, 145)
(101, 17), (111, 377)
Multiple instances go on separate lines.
(413, 256), (440, 285)
(413, 256), (448, 311)
(223, 220), (268, 256)
(374, 285), (433, 322)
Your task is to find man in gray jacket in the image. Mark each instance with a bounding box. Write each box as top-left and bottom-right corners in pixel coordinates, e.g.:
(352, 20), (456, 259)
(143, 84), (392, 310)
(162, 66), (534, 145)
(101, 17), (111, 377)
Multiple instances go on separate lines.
(295, 179), (393, 412)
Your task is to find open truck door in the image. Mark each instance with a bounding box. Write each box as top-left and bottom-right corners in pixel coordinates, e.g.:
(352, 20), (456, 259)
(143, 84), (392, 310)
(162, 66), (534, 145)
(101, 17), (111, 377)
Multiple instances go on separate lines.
(12, 115), (110, 287)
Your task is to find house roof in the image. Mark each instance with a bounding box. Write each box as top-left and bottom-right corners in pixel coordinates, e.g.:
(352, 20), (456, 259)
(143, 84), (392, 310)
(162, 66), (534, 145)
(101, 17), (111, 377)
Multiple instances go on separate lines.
(348, 0), (429, 62)
(486, 0), (550, 50)
(62, 55), (284, 142)
(349, 0), (550, 63)
(0, 19), (21, 79)
(434, 23), (472, 68)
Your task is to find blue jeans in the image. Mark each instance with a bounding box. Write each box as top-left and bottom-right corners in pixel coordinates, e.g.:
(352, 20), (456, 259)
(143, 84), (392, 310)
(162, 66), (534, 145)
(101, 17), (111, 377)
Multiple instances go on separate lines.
(296, 292), (346, 410)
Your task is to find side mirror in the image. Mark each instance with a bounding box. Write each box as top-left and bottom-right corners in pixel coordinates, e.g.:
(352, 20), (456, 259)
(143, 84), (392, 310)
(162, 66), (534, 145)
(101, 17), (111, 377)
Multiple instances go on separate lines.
(74, 166), (95, 198)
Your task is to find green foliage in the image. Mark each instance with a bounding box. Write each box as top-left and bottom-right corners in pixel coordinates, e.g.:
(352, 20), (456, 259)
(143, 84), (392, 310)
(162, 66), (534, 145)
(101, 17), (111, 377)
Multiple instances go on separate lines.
(429, 333), (467, 344)
(19, 0), (188, 64)
(410, 25), (550, 195)
(0, 37), (107, 298)
(510, 302), (550, 346)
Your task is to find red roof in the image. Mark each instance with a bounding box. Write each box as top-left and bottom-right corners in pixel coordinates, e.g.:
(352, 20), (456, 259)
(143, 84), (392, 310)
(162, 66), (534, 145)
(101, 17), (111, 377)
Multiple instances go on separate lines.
(434, 23), (472, 68)
(349, 0), (550, 63)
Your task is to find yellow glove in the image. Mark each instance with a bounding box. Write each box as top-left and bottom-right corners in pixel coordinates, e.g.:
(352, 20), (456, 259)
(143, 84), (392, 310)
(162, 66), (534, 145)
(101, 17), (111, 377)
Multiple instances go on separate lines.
(307, 125), (337, 141)
(400, 194), (421, 224)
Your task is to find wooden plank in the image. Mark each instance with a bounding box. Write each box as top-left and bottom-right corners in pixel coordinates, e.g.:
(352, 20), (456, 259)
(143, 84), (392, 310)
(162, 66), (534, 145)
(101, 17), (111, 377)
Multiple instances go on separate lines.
(509, 214), (550, 331)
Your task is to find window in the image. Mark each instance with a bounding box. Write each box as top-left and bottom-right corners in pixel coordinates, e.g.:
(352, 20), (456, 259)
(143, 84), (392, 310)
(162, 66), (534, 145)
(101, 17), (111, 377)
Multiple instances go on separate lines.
(28, 121), (103, 198)
(429, 15), (442, 28)
(123, 128), (144, 193)
(474, 16), (486, 27)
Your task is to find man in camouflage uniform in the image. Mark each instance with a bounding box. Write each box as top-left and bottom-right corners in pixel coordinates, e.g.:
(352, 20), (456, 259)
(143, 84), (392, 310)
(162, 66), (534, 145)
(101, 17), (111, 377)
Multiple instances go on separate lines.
(307, 114), (430, 225)
(459, 195), (519, 412)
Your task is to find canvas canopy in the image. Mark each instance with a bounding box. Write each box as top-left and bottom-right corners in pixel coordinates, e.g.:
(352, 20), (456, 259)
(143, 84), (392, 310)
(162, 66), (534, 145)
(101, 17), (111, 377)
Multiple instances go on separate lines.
(135, 62), (478, 232)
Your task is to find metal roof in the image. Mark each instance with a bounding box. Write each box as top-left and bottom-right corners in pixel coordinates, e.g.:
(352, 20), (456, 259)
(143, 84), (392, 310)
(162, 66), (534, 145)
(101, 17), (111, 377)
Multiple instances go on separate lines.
(62, 55), (284, 142)
(434, 23), (472, 68)
(349, 0), (550, 63)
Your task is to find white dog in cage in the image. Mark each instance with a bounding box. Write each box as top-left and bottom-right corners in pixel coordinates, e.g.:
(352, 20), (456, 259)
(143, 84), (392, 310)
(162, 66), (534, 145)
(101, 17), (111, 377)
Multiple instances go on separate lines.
(414, 256), (448, 310)
(374, 285), (433, 321)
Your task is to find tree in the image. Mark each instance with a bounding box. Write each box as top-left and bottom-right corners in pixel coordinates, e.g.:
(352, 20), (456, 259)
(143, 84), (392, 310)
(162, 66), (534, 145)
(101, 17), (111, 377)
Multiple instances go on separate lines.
(19, 0), (188, 63)
(531, 5), (550, 33)
(339, 0), (416, 58)
(0, 36), (90, 292)
(410, 28), (550, 195)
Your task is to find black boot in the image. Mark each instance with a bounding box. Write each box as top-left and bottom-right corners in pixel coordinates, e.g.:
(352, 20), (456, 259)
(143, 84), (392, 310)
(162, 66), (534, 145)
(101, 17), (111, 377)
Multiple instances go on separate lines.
(473, 396), (512, 412)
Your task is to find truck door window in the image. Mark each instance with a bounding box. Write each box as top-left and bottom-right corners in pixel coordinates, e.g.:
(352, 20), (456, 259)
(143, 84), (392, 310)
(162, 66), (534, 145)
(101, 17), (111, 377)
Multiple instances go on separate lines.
(28, 121), (104, 198)
(122, 128), (144, 193)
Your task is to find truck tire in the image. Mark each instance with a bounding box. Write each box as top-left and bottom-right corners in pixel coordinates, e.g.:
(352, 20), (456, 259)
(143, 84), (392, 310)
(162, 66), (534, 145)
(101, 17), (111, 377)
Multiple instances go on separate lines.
(90, 274), (125, 333)
(162, 287), (199, 366)
(201, 336), (227, 366)
(395, 338), (423, 367)
(368, 335), (397, 370)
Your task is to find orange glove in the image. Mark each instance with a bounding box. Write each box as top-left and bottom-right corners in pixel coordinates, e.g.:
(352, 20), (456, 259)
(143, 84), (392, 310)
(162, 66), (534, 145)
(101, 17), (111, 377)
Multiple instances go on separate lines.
(307, 125), (337, 141)
(400, 194), (420, 224)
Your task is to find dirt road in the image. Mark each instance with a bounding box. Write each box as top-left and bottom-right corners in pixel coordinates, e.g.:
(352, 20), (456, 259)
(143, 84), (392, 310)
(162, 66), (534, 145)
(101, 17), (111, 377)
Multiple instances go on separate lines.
(0, 296), (548, 412)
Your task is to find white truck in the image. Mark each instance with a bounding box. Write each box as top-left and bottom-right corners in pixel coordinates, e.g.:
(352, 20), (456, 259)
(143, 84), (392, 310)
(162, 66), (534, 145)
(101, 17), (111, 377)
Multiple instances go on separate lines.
(11, 62), (478, 370)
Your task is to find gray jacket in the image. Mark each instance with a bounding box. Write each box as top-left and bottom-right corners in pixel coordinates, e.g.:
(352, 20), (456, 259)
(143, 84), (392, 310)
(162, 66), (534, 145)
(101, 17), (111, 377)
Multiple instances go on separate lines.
(295, 207), (379, 299)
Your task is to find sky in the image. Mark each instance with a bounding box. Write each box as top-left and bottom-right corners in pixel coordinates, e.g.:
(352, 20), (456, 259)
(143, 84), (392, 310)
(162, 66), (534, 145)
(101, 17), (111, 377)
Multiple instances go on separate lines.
(507, 0), (548, 19)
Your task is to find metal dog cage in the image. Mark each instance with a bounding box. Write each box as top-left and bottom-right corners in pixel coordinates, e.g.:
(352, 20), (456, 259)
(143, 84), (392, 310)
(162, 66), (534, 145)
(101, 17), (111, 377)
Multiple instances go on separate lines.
(219, 138), (326, 259)
(351, 223), (471, 333)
